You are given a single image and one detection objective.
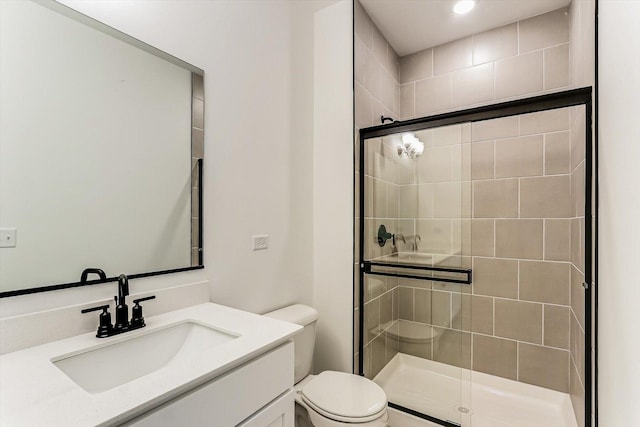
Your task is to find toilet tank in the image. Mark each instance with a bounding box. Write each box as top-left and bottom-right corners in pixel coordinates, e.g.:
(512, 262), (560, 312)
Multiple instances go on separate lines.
(264, 304), (318, 384)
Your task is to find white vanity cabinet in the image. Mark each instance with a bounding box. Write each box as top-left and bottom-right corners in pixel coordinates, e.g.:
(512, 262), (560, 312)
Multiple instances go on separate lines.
(123, 342), (295, 427)
(236, 389), (294, 427)
(0, 303), (301, 427)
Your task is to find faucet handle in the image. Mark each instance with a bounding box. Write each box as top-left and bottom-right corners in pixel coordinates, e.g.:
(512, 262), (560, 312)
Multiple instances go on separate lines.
(133, 295), (156, 304)
(130, 296), (156, 328)
(81, 304), (113, 338)
(81, 304), (110, 314)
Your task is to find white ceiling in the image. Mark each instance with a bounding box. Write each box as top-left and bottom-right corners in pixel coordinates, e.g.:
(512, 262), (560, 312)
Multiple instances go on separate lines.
(360, 0), (571, 57)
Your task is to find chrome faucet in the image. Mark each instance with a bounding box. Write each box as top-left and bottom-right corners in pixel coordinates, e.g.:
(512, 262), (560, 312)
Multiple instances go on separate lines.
(393, 234), (406, 245)
(405, 234), (422, 251)
(393, 233), (421, 251)
(391, 234), (406, 254)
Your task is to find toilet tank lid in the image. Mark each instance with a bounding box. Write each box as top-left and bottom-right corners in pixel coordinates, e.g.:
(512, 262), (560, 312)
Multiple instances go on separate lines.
(263, 304), (318, 326)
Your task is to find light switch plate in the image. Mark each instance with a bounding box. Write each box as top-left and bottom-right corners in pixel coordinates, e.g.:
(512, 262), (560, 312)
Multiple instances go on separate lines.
(0, 228), (17, 248)
(252, 235), (268, 251)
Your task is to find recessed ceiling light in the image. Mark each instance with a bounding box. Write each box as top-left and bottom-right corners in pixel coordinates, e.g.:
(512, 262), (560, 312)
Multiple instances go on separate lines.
(453, 0), (476, 15)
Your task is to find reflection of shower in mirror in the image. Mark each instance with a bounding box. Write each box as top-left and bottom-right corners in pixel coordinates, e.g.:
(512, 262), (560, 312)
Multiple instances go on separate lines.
(396, 132), (424, 159)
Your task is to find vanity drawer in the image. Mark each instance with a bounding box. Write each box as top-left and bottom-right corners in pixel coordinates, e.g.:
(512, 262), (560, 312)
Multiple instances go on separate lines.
(122, 342), (294, 427)
(236, 389), (294, 427)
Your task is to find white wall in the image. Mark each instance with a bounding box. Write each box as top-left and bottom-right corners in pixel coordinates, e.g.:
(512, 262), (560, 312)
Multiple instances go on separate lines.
(598, 1), (640, 426)
(312, 0), (354, 373)
(0, 0), (355, 377)
(0, 0), (318, 317)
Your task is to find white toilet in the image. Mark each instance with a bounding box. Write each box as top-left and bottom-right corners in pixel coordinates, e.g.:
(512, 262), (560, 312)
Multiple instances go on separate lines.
(264, 304), (389, 427)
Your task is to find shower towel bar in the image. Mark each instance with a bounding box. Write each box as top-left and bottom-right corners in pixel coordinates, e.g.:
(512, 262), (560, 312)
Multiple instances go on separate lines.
(363, 261), (472, 285)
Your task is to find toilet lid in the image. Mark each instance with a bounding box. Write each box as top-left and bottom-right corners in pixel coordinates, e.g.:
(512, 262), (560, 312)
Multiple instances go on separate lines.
(301, 371), (387, 422)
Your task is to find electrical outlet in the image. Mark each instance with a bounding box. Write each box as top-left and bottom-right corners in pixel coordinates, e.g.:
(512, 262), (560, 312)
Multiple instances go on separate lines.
(252, 235), (269, 251)
(0, 228), (17, 248)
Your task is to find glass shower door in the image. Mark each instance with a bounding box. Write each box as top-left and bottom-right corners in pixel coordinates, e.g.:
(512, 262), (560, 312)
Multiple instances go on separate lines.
(357, 93), (592, 427)
(359, 122), (472, 426)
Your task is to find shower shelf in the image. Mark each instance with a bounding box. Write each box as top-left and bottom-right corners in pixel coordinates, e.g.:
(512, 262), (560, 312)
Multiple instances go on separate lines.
(363, 261), (472, 285)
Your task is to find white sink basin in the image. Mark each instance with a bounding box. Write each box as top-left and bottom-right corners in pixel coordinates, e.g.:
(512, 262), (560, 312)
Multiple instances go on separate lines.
(52, 321), (239, 393)
(378, 252), (433, 265)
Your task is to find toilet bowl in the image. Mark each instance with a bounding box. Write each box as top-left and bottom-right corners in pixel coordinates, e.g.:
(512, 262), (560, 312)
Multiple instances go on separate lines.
(381, 297), (462, 358)
(384, 319), (441, 355)
(294, 372), (388, 427)
(264, 304), (389, 427)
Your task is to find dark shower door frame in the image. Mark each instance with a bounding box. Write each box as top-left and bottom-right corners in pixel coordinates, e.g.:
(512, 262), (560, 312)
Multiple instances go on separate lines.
(357, 87), (595, 427)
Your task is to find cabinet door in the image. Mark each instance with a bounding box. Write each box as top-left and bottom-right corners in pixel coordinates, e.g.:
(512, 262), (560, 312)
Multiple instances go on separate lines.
(122, 343), (293, 427)
(237, 390), (294, 427)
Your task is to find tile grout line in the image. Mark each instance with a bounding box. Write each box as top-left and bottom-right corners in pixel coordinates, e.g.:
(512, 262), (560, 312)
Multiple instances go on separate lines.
(493, 138), (497, 180)
(542, 303), (546, 346)
(516, 341), (520, 381)
(543, 218), (546, 261)
(517, 21), (521, 56)
(542, 44), (546, 90)
(492, 297), (496, 336)
(518, 177), (521, 219)
(543, 133), (547, 176)
(517, 259), (521, 300)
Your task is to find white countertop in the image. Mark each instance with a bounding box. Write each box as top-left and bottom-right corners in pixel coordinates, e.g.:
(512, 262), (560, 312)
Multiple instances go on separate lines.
(0, 302), (301, 426)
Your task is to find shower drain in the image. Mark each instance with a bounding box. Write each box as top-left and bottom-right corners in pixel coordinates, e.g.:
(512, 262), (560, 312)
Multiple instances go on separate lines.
(457, 406), (471, 414)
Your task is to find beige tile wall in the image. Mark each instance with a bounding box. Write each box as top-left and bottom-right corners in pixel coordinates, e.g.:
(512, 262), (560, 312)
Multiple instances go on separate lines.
(399, 8), (570, 120)
(354, 1), (400, 129)
(390, 108), (577, 393)
(355, 4), (592, 403)
(354, 0), (401, 375)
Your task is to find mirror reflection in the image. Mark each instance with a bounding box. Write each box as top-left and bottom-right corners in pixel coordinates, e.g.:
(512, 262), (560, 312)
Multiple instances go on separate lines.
(0, 0), (204, 295)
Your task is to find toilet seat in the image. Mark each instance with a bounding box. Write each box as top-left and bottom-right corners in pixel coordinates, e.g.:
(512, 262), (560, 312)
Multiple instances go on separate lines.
(301, 371), (387, 423)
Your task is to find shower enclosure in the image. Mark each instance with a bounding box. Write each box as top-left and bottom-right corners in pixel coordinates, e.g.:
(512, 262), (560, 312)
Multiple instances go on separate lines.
(356, 89), (594, 427)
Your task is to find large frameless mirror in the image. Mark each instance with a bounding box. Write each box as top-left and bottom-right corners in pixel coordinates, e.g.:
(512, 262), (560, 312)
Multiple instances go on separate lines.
(0, 0), (204, 296)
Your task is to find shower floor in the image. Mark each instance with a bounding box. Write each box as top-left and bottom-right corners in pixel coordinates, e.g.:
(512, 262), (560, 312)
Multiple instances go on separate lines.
(374, 353), (578, 427)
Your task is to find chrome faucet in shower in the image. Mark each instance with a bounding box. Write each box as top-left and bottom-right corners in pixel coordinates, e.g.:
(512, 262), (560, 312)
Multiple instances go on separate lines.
(405, 234), (421, 251)
(393, 233), (421, 252)
(377, 225), (422, 254)
(393, 233), (406, 245)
